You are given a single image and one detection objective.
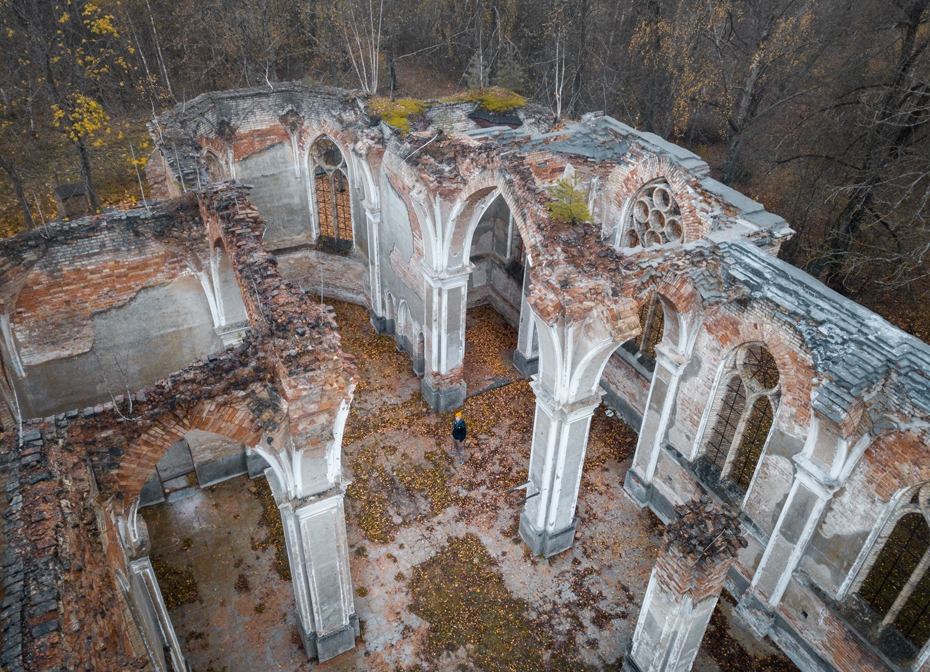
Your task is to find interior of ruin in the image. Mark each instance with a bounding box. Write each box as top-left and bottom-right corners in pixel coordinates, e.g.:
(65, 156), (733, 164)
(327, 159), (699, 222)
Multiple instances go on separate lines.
(1, 84), (929, 672)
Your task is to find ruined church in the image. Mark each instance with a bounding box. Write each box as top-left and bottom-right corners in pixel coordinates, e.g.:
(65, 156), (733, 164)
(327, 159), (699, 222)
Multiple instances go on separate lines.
(0, 83), (929, 672)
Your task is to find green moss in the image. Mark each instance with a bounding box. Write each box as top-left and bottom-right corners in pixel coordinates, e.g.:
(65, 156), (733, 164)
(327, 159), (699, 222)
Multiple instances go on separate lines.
(369, 98), (426, 134)
(442, 87), (526, 113)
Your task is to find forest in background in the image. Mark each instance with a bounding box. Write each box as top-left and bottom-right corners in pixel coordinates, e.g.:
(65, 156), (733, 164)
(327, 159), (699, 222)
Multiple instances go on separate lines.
(1, 0), (928, 338)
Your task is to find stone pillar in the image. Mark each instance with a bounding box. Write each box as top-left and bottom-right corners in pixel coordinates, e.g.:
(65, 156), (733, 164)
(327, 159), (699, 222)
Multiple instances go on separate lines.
(518, 302), (636, 557)
(519, 381), (602, 556)
(625, 498), (746, 672)
(625, 345), (688, 508)
(128, 557), (187, 672)
(364, 208), (388, 334)
(514, 264), (539, 377)
(421, 266), (470, 412)
(738, 426), (848, 637)
(276, 490), (359, 662)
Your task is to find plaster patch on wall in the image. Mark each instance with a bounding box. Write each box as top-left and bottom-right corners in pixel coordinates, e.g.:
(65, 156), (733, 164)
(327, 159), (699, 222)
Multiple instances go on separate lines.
(382, 181), (414, 262)
(820, 465), (884, 538)
(743, 454), (793, 533)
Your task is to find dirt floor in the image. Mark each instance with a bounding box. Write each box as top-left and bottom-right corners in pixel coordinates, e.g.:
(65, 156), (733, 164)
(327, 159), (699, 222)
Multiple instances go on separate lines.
(140, 300), (799, 672)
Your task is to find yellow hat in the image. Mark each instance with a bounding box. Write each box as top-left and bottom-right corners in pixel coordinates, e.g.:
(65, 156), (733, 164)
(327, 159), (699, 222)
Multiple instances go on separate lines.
(455, 412), (462, 419)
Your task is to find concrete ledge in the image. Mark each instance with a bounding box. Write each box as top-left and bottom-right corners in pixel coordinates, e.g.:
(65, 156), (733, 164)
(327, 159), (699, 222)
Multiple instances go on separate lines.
(369, 311), (390, 335)
(194, 453), (248, 488)
(513, 350), (539, 377)
(299, 614), (360, 662)
(247, 452), (271, 479)
(622, 468), (650, 508)
(139, 475), (165, 507)
(519, 512), (576, 558)
(421, 378), (466, 413)
(620, 648), (643, 672)
(601, 384), (643, 432)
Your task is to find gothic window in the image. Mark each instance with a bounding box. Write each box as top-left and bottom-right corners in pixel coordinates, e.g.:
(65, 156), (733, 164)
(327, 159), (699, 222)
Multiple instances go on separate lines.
(703, 344), (779, 495)
(858, 483), (930, 649)
(620, 181), (684, 248)
(204, 153), (226, 181)
(312, 137), (352, 249)
(627, 294), (665, 372)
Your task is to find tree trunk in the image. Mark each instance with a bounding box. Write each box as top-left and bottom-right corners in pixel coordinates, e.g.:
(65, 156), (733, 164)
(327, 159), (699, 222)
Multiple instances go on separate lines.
(75, 135), (101, 212)
(0, 152), (35, 231)
(567, 0), (589, 120)
(804, 0), (929, 284)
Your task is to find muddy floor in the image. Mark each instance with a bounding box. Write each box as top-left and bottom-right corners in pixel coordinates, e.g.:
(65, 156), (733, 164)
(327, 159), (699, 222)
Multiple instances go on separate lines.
(140, 301), (798, 672)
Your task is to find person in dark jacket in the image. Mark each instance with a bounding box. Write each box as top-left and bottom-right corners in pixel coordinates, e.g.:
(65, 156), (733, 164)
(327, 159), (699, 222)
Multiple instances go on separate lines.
(451, 412), (467, 463)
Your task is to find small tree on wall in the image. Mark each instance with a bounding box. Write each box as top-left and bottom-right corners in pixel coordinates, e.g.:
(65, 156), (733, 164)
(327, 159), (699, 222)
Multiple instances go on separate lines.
(547, 174), (592, 225)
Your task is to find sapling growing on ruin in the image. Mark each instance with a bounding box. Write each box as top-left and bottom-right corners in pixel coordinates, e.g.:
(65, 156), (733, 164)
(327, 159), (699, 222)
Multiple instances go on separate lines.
(547, 174), (592, 225)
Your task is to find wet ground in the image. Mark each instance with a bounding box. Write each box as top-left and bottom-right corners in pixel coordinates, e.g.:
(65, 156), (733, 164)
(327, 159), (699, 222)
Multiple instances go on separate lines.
(140, 300), (798, 672)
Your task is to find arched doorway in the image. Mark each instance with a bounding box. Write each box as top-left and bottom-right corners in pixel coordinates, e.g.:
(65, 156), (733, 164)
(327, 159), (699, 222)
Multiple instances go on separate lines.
(460, 192), (528, 396)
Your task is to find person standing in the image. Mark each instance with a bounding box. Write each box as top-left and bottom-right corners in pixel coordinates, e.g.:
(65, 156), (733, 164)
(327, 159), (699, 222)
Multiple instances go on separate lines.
(451, 412), (467, 464)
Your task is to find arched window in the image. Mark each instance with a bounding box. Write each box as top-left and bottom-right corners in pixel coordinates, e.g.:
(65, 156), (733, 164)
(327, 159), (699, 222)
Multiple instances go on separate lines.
(625, 293), (665, 373)
(204, 152), (226, 181)
(858, 484), (930, 649)
(312, 137), (352, 250)
(702, 344), (779, 496)
(620, 181), (684, 248)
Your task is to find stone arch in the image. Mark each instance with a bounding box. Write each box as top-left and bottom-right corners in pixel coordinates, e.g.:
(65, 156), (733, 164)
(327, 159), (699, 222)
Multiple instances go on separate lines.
(844, 480), (930, 651)
(652, 274), (704, 355)
(443, 168), (543, 273)
(606, 157), (707, 248)
(693, 340), (782, 507)
(396, 299), (410, 340)
(203, 149), (228, 182)
(116, 398), (266, 503)
(695, 304), (814, 433)
(305, 132), (356, 248)
(210, 238), (249, 330)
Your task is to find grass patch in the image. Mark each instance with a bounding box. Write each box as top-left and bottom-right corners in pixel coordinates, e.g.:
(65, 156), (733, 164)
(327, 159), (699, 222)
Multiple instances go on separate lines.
(345, 443), (398, 543)
(368, 98), (426, 134)
(150, 555), (199, 610)
(409, 534), (592, 672)
(442, 87), (526, 112)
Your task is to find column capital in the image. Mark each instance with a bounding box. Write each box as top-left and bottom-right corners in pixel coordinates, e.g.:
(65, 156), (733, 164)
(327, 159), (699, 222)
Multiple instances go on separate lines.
(530, 377), (604, 419)
(792, 454), (839, 498)
(654, 344), (687, 374)
(420, 262), (472, 288)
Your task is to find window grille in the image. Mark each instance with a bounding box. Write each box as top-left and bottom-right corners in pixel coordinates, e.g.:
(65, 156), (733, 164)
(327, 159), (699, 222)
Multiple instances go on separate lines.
(701, 343), (779, 497)
(706, 376), (747, 470)
(859, 498), (930, 649)
(620, 181), (684, 248)
(629, 294), (665, 371)
(311, 137), (352, 248)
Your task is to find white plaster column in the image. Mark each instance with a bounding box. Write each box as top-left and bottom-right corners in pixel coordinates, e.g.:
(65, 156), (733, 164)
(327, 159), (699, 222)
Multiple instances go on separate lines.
(272, 486), (359, 662)
(128, 557), (187, 672)
(625, 499), (744, 672)
(519, 381), (602, 556)
(739, 417), (836, 635)
(364, 207), (387, 332)
(518, 306), (633, 557)
(514, 263), (539, 376)
(624, 345), (689, 507)
(420, 265), (471, 412)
